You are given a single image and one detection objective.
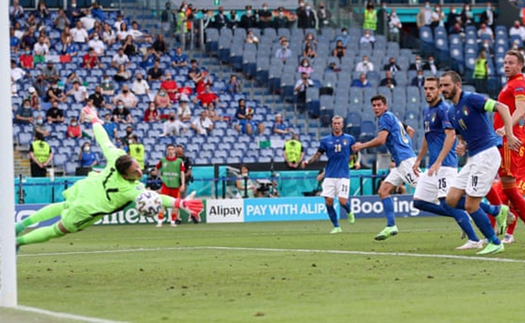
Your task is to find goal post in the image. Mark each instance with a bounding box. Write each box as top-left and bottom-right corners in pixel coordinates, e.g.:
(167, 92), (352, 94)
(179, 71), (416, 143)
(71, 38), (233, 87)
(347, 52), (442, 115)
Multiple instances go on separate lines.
(0, 0), (18, 308)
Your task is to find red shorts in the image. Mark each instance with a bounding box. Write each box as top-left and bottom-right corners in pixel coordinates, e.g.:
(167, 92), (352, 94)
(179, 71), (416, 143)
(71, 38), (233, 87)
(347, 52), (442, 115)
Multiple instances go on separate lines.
(160, 185), (181, 198)
(498, 138), (525, 179)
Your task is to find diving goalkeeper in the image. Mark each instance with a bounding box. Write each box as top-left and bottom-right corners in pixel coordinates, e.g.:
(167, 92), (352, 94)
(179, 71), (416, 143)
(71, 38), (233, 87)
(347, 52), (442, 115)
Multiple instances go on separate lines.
(15, 107), (203, 249)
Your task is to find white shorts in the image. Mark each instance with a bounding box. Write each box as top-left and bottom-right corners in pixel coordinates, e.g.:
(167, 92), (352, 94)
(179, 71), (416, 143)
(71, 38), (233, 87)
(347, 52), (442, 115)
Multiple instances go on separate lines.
(414, 166), (458, 203)
(384, 157), (419, 188)
(321, 177), (350, 200)
(452, 146), (501, 197)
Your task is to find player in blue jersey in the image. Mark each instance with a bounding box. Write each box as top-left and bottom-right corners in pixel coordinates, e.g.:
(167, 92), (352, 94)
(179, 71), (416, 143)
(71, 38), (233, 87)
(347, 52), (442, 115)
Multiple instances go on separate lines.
(439, 70), (521, 255)
(412, 76), (509, 250)
(352, 94), (419, 240)
(302, 116), (357, 233)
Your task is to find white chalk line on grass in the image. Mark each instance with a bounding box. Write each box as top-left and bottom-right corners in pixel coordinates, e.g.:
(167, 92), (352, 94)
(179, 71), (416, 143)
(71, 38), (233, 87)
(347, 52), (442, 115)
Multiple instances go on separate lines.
(15, 305), (127, 323)
(19, 246), (525, 263)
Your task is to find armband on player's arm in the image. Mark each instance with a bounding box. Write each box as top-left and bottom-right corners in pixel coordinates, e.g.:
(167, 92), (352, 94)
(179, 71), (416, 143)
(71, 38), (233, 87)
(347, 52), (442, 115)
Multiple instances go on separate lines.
(484, 98), (497, 112)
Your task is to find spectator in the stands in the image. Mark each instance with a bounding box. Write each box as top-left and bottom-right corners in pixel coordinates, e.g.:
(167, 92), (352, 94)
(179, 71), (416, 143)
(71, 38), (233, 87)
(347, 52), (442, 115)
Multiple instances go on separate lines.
(82, 47), (102, 69)
(416, 1), (432, 29)
(152, 34), (167, 54)
(259, 4), (273, 29)
(13, 21), (24, 40)
(351, 73), (372, 88)
(188, 59), (205, 86)
(132, 73), (150, 97)
(66, 80), (88, 103)
(11, 59), (27, 84)
(460, 4), (474, 27)
(24, 13), (42, 32)
(54, 8), (69, 31)
(245, 29), (259, 44)
(379, 71), (397, 89)
(61, 36), (79, 56)
(240, 5), (257, 29)
(509, 20), (525, 43)
(71, 20), (89, 43)
(34, 115), (50, 138)
(154, 88), (171, 108)
(194, 84), (219, 108)
(427, 55), (439, 75)
(190, 111), (214, 136)
(359, 29), (376, 48)
(33, 35), (49, 57)
(41, 61), (59, 83)
(129, 21), (153, 43)
(411, 69), (425, 88)
(78, 142), (99, 169)
(317, 2), (331, 28)
(26, 87), (41, 110)
(46, 100), (65, 124)
(273, 7), (292, 29)
(445, 6), (460, 31)
(147, 59), (163, 81)
(141, 46), (160, 70)
(88, 86), (106, 109)
(161, 71), (178, 103)
(177, 96), (192, 122)
(162, 111), (188, 136)
(449, 21), (465, 38)
(32, 74), (48, 97)
(225, 74), (241, 96)
(112, 102), (134, 124)
(303, 43), (317, 60)
(332, 40), (347, 60)
(112, 47), (130, 68)
(275, 38), (292, 63)
(213, 6), (230, 29)
(113, 85), (138, 108)
(388, 9), (402, 43)
(355, 55), (374, 73)
(272, 114), (290, 135)
(294, 72), (314, 111)
(430, 4), (445, 29)
(15, 99), (34, 124)
(9, 0), (24, 22)
(143, 102), (160, 122)
(116, 22), (129, 42)
(409, 55), (427, 72)
(67, 0), (84, 25)
(102, 23), (116, 46)
(383, 57), (401, 75)
(479, 2), (496, 31)
(478, 23), (494, 40)
(334, 27), (350, 48)
(100, 75), (115, 96)
(114, 63), (131, 82)
(36, 0), (50, 19)
(102, 113), (117, 139)
(479, 39), (495, 58)
(67, 117), (82, 138)
(80, 9), (96, 32)
(45, 80), (67, 103)
(298, 2), (317, 29)
(234, 101), (264, 136)
(298, 58), (314, 76)
(122, 34), (137, 56)
(20, 46), (33, 69)
(171, 47), (189, 68)
(21, 28), (37, 50)
(88, 33), (105, 55)
(303, 32), (318, 52)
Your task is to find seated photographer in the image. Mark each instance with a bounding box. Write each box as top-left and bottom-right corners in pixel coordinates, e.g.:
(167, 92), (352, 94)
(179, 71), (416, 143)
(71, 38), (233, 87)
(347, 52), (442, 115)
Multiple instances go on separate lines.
(235, 164), (256, 198)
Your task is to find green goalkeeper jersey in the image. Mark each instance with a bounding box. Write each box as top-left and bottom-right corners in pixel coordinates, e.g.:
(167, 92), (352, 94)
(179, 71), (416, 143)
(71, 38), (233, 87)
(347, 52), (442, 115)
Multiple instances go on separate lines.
(62, 123), (174, 216)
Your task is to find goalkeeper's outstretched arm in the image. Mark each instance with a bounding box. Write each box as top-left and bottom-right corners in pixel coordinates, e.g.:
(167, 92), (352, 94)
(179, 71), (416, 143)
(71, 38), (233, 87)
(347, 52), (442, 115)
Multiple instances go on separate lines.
(83, 106), (121, 161)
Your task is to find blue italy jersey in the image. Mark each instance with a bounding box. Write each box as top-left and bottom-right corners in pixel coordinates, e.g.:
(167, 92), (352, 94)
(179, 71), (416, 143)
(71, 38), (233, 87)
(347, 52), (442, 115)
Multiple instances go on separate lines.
(422, 100), (457, 167)
(448, 91), (499, 156)
(318, 133), (356, 179)
(378, 111), (416, 166)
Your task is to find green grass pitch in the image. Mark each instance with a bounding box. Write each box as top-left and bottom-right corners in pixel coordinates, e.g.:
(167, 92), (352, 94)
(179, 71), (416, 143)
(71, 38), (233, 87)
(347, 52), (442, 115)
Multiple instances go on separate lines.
(6, 217), (525, 323)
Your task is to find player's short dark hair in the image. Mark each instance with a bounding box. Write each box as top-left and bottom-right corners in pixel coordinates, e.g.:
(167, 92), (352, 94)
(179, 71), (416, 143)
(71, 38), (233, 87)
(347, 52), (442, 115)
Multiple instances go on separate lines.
(441, 70), (462, 84)
(506, 49), (524, 65)
(424, 76), (439, 84)
(115, 155), (135, 175)
(167, 144), (176, 149)
(370, 94), (387, 104)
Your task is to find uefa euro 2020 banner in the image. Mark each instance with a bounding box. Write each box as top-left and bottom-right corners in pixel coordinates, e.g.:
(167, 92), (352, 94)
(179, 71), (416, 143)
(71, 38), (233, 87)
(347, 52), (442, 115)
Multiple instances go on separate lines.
(14, 195), (433, 227)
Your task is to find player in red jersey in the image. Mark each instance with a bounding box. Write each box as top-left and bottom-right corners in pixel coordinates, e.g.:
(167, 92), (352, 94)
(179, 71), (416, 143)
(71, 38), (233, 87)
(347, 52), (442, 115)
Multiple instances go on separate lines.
(485, 49), (525, 240)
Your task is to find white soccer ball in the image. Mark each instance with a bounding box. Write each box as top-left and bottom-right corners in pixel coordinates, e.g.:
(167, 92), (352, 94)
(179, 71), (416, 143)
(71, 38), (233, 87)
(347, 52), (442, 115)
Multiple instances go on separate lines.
(135, 191), (162, 217)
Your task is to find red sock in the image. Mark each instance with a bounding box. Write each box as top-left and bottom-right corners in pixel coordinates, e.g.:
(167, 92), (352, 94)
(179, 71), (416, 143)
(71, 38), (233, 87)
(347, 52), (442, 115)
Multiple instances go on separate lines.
(502, 183), (525, 223)
(507, 207), (519, 235)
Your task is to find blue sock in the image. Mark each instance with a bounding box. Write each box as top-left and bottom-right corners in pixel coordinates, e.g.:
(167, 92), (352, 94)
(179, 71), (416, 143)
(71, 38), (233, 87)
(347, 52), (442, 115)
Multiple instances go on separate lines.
(469, 208), (500, 244)
(327, 204), (339, 228)
(382, 197), (396, 227)
(457, 196), (499, 216)
(441, 200), (479, 241)
(341, 201), (350, 214)
(413, 199), (452, 217)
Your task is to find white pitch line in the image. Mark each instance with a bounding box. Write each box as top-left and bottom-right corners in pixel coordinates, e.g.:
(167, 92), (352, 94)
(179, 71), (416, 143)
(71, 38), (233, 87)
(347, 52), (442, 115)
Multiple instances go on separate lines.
(16, 305), (128, 323)
(19, 246), (525, 263)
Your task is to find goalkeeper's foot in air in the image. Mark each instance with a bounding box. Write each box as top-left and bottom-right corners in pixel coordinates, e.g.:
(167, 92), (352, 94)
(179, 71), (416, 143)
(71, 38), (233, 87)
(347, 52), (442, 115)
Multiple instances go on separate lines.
(82, 106), (103, 124)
